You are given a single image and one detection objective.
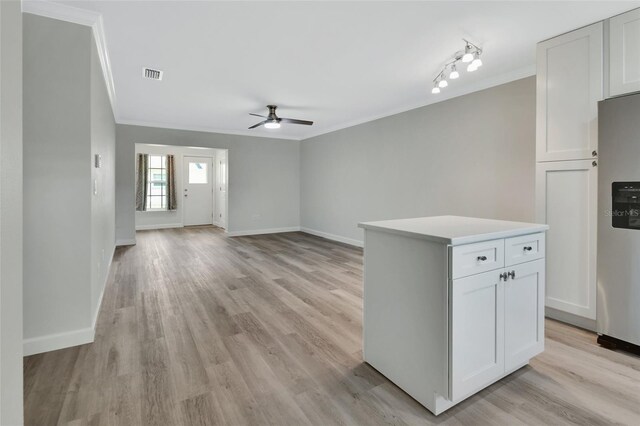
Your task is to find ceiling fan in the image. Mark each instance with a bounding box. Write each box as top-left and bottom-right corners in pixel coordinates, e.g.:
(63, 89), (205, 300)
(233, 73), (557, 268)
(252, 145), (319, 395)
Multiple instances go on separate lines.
(248, 105), (313, 129)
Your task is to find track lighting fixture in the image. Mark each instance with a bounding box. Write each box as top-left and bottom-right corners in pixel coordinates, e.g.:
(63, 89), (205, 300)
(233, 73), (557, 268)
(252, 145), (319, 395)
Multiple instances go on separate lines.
(430, 39), (483, 94)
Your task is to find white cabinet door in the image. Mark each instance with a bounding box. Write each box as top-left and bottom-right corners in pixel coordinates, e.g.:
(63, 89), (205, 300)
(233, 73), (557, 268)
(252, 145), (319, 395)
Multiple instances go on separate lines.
(536, 160), (597, 320)
(450, 270), (504, 401)
(504, 260), (545, 371)
(536, 23), (602, 161)
(609, 8), (640, 97)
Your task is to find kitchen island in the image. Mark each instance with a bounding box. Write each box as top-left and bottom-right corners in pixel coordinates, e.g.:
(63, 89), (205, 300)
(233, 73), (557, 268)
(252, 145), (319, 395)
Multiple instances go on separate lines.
(358, 216), (549, 415)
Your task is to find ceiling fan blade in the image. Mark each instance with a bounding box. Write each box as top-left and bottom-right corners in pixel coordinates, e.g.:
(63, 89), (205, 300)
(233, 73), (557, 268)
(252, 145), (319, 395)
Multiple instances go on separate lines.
(280, 118), (314, 126)
(249, 113), (268, 118)
(248, 120), (267, 129)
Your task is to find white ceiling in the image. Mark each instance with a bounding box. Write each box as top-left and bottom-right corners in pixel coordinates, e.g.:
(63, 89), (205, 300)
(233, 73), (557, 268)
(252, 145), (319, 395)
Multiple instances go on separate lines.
(50, 1), (640, 140)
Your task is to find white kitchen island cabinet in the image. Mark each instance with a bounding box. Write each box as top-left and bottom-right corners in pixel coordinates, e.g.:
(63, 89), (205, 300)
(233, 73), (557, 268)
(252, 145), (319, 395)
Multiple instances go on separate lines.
(358, 216), (548, 415)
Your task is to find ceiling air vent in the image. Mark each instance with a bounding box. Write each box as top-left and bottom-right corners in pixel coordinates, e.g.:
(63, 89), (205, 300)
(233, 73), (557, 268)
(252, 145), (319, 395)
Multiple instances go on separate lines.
(142, 67), (163, 81)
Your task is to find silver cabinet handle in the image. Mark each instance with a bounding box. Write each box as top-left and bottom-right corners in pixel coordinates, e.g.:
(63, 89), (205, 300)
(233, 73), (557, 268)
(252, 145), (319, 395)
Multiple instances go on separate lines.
(477, 256), (487, 261)
(500, 272), (508, 281)
(508, 270), (516, 279)
(523, 246), (533, 251)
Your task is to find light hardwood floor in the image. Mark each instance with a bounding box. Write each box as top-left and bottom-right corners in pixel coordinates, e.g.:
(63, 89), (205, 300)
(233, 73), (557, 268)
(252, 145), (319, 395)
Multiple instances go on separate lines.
(24, 227), (640, 425)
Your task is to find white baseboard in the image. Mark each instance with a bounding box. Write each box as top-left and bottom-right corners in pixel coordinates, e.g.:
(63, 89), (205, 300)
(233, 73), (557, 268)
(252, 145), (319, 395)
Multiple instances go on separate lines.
(116, 238), (136, 246)
(23, 326), (95, 356)
(135, 223), (183, 231)
(545, 307), (596, 332)
(300, 227), (363, 247)
(226, 226), (301, 237)
(92, 245), (114, 330)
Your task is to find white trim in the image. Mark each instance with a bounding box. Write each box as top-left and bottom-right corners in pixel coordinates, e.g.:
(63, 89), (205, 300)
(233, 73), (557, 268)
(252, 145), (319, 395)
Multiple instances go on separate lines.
(116, 238), (136, 246)
(22, 1), (536, 144)
(545, 307), (596, 332)
(226, 226), (301, 237)
(300, 227), (363, 248)
(301, 65), (536, 140)
(136, 223), (183, 231)
(118, 118), (301, 141)
(22, 0), (98, 26)
(120, 66), (535, 142)
(22, 0), (118, 119)
(23, 326), (95, 356)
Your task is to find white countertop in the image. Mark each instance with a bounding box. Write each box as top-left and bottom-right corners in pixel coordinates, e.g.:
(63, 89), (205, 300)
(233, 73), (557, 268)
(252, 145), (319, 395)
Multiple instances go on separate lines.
(358, 215), (548, 246)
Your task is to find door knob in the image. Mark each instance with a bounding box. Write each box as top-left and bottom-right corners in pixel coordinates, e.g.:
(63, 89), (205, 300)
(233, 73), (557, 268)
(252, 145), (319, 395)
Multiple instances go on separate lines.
(508, 270), (516, 279)
(592, 150), (598, 157)
(592, 161), (598, 167)
(500, 272), (508, 281)
(184, 194), (188, 197)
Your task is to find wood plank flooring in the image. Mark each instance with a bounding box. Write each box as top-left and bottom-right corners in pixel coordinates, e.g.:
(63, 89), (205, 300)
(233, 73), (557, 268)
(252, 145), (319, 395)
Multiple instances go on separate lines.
(24, 227), (640, 425)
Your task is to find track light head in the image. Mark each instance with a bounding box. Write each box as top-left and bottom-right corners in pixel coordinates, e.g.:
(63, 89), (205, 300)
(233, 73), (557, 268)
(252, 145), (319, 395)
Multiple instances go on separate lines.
(462, 44), (474, 63)
(449, 65), (459, 79)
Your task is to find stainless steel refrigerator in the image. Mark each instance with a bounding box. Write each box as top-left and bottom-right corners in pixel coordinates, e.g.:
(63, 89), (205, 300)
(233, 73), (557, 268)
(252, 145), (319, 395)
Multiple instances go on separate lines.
(597, 92), (640, 354)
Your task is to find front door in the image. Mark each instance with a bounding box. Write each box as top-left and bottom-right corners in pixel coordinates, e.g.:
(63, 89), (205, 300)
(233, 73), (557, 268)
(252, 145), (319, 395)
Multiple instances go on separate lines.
(183, 156), (213, 226)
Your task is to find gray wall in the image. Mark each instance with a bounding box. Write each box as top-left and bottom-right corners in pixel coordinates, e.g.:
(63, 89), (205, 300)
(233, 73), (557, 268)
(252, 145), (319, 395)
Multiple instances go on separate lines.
(301, 77), (536, 245)
(116, 125), (300, 241)
(24, 14), (92, 340)
(23, 14), (116, 351)
(0, 1), (23, 423)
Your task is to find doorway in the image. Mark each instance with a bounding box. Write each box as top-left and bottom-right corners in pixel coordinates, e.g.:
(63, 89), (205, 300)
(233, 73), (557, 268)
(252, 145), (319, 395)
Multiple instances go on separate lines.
(183, 156), (214, 226)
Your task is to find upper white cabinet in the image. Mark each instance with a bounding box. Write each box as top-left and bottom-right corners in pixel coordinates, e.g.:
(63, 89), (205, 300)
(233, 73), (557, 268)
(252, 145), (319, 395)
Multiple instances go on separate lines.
(609, 8), (640, 97)
(536, 23), (602, 162)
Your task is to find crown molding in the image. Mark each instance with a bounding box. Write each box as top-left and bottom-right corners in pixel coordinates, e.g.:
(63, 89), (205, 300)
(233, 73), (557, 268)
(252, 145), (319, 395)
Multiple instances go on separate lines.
(301, 64), (536, 141)
(22, 0), (119, 120)
(116, 118), (302, 141)
(21, 0), (536, 144)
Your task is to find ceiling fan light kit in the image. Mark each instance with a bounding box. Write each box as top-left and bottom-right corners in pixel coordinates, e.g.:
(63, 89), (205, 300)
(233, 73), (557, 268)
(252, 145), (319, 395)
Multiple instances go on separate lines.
(248, 105), (314, 130)
(432, 39), (483, 94)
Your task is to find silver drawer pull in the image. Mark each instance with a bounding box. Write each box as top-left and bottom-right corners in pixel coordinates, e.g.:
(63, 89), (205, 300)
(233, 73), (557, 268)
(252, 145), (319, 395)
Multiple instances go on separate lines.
(477, 256), (487, 262)
(523, 246), (533, 251)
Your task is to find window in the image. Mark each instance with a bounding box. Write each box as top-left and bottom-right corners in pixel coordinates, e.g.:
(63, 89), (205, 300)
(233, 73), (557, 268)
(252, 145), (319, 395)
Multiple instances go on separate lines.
(147, 155), (167, 210)
(188, 162), (208, 184)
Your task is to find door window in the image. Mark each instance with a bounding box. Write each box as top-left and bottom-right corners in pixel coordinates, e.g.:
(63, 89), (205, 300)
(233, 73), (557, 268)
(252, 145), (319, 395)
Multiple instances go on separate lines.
(188, 162), (208, 184)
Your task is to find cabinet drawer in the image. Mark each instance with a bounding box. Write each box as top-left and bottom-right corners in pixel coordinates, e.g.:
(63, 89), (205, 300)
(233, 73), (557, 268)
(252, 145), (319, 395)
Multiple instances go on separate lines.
(451, 239), (504, 279)
(505, 233), (545, 266)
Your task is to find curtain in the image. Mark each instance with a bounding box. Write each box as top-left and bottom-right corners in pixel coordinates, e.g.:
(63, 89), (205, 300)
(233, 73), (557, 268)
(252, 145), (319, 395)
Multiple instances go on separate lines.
(136, 154), (148, 211)
(166, 155), (177, 211)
